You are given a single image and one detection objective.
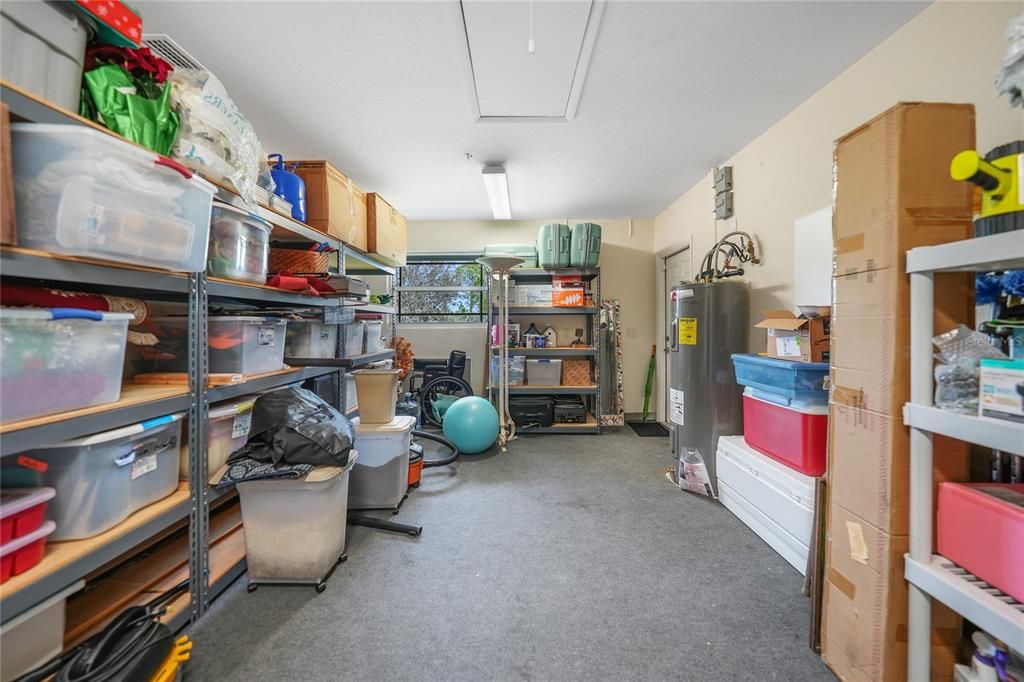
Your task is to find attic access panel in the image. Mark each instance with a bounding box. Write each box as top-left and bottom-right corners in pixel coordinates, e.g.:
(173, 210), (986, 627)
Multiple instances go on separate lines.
(461, 0), (603, 122)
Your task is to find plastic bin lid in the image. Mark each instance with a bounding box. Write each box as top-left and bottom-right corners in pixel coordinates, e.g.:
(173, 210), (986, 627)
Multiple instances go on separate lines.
(211, 201), (272, 230)
(0, 308), (134, 322)
(0, 520), (56, 557)
(43, 413), (184, 448)
(208, 398), (256, 421)
(151, 316), (280, 323)
(351, 415), (416, 434)
(743, 388), (828, 415)
(730, 353), (828, 370)
(0, 488), (56, 519)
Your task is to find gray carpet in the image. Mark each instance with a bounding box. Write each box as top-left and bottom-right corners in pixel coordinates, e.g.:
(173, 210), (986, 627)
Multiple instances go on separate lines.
(184, 428), (835, 681)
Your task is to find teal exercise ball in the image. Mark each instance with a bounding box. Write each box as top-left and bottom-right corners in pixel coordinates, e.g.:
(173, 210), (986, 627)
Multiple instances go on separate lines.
(442, 396), (499, 455)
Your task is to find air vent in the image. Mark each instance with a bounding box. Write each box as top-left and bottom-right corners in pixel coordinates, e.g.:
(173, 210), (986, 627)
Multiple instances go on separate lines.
(142, 34), (206, 72)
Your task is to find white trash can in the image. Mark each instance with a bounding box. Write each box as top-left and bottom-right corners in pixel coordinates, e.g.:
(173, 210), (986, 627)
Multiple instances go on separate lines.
(348, 416), (415, 511)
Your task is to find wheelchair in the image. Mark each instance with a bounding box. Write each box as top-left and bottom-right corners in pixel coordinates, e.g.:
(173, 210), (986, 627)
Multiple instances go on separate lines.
(409, 350), (473, 428)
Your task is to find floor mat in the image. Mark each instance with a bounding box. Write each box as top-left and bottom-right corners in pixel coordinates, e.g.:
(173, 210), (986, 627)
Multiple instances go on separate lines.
(627, 421), (669, 437)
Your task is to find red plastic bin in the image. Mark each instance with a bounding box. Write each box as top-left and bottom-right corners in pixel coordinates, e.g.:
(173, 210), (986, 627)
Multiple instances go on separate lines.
(741, 389), (827, 476)
(937, 483), (1024, 603)
(0, 487), (56, 544)
(0, 520), (56, 583)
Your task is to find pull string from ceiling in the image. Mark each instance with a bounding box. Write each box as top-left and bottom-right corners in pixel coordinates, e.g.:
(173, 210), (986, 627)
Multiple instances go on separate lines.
(528, 0), (535, 54)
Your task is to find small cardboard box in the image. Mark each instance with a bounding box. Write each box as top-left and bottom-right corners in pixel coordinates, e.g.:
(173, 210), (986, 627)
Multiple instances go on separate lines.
(552, 275), (586, 307)
(979, 358), (1024, 423)
(367, 193), (407, 267)
(754, 310), (830, 363)
(287, 160), (368, 250)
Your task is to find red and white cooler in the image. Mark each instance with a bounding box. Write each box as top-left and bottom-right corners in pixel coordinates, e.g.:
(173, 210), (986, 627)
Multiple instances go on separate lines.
(741, 388), (827, 476)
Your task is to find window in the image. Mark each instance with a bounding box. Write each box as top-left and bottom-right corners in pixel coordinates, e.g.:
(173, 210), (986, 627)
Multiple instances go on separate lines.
(397, 259), (487, 323)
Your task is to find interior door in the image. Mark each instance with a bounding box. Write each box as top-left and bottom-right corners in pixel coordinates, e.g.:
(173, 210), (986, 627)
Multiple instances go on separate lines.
(662, 249), (690, 425)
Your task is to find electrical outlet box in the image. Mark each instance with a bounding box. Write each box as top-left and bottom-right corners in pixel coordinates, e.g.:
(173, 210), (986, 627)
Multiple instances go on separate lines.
(714, 166), (733, 194)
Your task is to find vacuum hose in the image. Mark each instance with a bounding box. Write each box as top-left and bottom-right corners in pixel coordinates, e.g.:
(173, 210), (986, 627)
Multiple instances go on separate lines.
(413, 430), (460, 468)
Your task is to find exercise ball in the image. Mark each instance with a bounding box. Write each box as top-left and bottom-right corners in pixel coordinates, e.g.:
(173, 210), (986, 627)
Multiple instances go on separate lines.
(442, 396), (499, 455)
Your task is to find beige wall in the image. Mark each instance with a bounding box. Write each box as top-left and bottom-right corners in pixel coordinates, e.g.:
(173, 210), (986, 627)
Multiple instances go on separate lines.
(652, 0), (1024, 421)
(402, 218), (658, 412)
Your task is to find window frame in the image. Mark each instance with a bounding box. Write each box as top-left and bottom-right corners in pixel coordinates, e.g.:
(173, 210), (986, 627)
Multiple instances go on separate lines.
(396, 257), (488, 324)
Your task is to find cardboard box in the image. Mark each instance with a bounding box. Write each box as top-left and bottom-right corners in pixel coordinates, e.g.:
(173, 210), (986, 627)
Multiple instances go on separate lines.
(1, 103), (14, 246)
(288, 160), (368, 250)
(755, 310), (830, 362)
(822, 504), (960, 682)
(366, 193), (407, 267)
(979, 358), (1024, 422)
(830, 267), (972, 416)
(828, 402), (968, 535)
(552, 274), (586, 308)
(832, 103), (974, 278)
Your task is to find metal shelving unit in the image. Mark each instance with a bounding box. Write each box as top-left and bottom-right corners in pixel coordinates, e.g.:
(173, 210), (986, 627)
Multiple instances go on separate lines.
(486, 268), (602, 434)
(904, 232), (1024, 678)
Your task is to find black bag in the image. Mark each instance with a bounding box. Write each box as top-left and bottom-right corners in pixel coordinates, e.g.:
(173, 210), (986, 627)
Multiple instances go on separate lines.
(228, 387), (354, 468)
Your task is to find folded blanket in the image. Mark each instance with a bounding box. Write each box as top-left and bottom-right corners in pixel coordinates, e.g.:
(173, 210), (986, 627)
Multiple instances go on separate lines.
(214, 455), (314, 489)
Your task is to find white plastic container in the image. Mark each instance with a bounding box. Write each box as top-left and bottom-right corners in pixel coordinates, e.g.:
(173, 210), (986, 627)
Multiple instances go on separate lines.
(0, 581), (84, 682)
(352, 369), (400, 424)
(1, 308), (132, 423)
(237, 453), (357, 586)
(348, 416), (415, 510)
(180, 397), (256, 480)
(716, 436), (817, 574)
(10, 124), (215, 272)
(340, 322), (365, 358)
(1, 2), (90, 111)
(526, 358), (562, 386)
(207, 202), (272, 284)
(362, 320), (386, 353)
(286, 320), (338, 359)
(28, 414), (184, 541)
(146, 316), (286, 375)
(342, 373), (358, 414)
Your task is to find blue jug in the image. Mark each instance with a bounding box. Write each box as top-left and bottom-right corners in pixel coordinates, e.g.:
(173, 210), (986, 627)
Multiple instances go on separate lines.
(268, 154), (307, 222)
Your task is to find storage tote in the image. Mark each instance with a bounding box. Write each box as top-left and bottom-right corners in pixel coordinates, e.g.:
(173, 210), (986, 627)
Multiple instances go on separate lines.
(569, 223), (601, 267)
(483, 244), (538, 268)
(1, 488), (55, 544)
(348, 416), (415, 510)
(11, 124), (215, 272)
(0, 520), (55, 583)
(731, 354), (829, 403)
(741, 389), (827, 476)
(1, 308), (132, 424)
(339, 322), (365, 358)
(25, 414), (184, 541)
(237, 454), (358, 586)
(286, 320), (338, 359)
(143, 316), (286, 375)
(0, 582), (83, 682)
(180, 397), (256, 479)
(363, 320), (386, 353)
(526, 358), (562, 386)
(207, 202), (272, 284)
(537, 223), (570, 268)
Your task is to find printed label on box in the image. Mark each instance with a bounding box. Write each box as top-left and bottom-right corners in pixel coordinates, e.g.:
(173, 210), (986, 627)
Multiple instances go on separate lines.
(232, 412), (252, 439)
(677, 318), (697, 345)
(776, 336), (802, 357)
(131, 454), (157, 480)
(670, 389), (685, 425)
(258, 326), (275, 346)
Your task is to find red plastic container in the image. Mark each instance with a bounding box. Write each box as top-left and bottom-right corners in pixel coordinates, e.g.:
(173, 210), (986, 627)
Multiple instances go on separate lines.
(0, 488), (56, 544)
(741, 390), (827, 476)
(0, 520), (56, 583)
(937, 483), (1024, 602)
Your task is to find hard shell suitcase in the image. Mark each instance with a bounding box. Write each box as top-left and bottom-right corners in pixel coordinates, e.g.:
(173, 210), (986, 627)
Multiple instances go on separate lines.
(537, 223), (570, 268)
(570, 223), (601, 267)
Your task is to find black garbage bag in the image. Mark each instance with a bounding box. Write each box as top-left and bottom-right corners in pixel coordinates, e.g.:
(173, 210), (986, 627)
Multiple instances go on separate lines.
(228, 387), (354, 468)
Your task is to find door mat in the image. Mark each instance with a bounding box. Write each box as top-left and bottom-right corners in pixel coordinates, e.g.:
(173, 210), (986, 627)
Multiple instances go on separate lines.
(627, 421), (669, 437)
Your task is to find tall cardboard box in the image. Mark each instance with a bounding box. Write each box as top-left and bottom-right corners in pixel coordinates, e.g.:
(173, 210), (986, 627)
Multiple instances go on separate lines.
(1, 103), (14, 246)
(366, 193), (407, 266)
(288, 160), (368, 251)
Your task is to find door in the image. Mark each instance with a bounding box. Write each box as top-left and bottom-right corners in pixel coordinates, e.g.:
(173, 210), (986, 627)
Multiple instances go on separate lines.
(661, 248), (690, 426)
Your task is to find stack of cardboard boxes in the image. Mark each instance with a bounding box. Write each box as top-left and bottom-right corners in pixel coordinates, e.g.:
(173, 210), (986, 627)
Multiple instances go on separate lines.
(823, 103), (976, 680)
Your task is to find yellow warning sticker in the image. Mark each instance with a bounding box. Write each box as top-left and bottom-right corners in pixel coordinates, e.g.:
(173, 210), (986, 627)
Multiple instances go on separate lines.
(678, 317), (697, 345)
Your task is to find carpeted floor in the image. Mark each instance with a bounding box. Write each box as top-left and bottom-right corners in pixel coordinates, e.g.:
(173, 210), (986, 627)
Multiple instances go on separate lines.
(184, 428), (835, 681)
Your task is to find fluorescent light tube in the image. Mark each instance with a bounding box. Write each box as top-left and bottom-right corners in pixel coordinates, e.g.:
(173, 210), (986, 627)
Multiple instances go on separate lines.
(482, 165), (511, 220)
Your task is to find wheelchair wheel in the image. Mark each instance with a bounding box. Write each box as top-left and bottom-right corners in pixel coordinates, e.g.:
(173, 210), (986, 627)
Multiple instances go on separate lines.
(418, 375), (473, 428)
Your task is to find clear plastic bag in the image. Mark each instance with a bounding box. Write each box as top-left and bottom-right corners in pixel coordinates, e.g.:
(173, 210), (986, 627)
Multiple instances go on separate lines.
(932, 325), (1007, 412)
(169, 69), (272, 206)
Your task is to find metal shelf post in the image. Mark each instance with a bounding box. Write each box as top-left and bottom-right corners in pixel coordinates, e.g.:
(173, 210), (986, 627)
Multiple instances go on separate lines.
(187, 273), (210, 621)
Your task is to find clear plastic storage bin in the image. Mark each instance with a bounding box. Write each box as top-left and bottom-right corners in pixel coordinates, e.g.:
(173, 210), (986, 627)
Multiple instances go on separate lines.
(1, 308), (133, 423)
(144, 317), (286, 375)
(180, 397), (256, 480)
(730, 354), (829, 403)
(349, 416), (415, 510)
(526, 359), (562, 386)
(0, 581), (83, 682)
(363, 320), (386, 353)
(286, 320), (338, 359)
(237, 454), (357, 587)
(26, 414), (183, 540)
(340, 322), (365, 358)
(10, 124), (215, 272)
(207, 202), (272, 283)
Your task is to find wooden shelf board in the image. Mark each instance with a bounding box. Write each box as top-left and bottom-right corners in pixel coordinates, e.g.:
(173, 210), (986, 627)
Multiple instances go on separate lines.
(503, 385), (599, 390)
(0, 384), (188, 434)
(548, 413), (599, 429)
(0, 245), (191, 281)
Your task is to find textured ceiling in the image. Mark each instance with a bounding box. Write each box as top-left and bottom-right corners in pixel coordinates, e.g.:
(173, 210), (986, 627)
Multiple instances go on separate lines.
(136, 0), (927, 220)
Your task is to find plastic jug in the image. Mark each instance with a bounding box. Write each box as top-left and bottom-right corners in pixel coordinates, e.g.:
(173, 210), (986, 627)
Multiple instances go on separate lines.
(268, 154), (307, 222)
(537, 223), (570, 268)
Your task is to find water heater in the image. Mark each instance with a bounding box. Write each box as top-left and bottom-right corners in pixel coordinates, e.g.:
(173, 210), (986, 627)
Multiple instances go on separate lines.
(669, 280), (749, 496)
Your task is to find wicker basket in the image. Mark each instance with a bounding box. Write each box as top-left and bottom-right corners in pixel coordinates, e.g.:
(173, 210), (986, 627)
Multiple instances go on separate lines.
(269, 248), (330, 274)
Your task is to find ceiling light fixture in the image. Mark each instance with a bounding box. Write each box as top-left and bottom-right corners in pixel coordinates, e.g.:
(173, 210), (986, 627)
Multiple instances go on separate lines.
(482, 165), (511, 220)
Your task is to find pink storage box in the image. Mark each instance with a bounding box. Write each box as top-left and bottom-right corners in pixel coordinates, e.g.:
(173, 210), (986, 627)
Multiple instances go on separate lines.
(937, 483), (1024, 602)
(741, 389), (827, 476)
(0, 488), (56, 544)
(0, 520), (56, 583)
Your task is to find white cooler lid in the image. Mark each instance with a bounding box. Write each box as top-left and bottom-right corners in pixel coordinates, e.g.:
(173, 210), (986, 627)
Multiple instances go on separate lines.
(351, 415), (416, 435)
(0, 488), (56, 519)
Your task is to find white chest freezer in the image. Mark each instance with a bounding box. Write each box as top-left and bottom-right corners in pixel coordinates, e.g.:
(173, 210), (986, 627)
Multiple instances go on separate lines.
(716, 435), (818, 574)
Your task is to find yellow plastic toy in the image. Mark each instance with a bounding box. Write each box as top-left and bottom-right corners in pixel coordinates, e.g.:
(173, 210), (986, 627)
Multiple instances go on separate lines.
(950, 141), (1023, 235)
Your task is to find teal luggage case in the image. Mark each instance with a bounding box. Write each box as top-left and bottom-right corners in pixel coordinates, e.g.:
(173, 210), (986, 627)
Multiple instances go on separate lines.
(570, 223), (601, 267)
(483, 243), (537, 268)
(537, 223), (570, 268)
